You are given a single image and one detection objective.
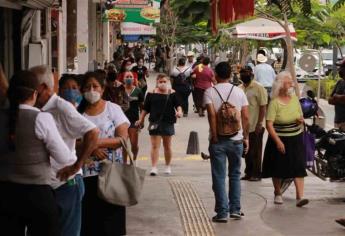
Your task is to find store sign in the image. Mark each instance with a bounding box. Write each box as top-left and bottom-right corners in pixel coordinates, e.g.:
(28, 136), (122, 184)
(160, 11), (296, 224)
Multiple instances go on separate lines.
(112, 0), (149, 8)
(121, 22), (156, 35)
(103, 0), (160, 24)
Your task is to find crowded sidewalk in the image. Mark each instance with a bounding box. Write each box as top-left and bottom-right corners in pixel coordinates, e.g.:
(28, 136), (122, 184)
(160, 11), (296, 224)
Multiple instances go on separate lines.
(124, 72), (345, 236)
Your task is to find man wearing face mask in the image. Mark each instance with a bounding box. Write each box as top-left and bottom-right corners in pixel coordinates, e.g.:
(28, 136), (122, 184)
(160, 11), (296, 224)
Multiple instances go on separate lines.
(58, 74), (83, 107)
(29, 65), (99, 236)
(239, 66), (268, 181)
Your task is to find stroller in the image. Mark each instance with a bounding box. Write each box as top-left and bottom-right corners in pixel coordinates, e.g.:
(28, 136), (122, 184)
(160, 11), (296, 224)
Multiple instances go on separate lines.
(281, 91), (345, 193)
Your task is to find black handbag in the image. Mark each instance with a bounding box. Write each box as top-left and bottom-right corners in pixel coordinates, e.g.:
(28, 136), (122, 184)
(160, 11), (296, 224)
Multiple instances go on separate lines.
(148, 91), (171, 132)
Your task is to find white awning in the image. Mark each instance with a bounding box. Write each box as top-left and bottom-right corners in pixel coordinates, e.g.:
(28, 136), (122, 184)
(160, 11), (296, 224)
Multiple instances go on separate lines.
(220, 18), (297, 41)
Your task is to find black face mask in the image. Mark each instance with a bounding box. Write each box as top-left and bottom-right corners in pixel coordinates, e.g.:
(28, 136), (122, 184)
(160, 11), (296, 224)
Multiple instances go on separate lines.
(240, 75), (252, 84)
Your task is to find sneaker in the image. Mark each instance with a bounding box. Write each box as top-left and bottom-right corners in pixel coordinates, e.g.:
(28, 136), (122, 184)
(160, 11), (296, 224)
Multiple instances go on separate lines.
(274, 195), (283, 204)
(150, 167), (158, 176)
(230, 212), (244, 220)
(164, 166), (171, 175)
(212, 215), (228, 223)
(296, 198), (309, 207)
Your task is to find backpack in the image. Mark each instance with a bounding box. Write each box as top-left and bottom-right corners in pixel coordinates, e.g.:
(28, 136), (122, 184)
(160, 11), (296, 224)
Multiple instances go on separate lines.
(174, 68), (189, 86)
(214, 86), (241, 136)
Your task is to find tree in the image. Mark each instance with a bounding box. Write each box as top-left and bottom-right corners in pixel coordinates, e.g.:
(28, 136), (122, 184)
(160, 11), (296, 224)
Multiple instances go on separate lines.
(333, 0), (345, 10)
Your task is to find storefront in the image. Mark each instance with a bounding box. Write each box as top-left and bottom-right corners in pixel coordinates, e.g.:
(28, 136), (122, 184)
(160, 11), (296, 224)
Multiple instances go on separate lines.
(0, 0), (56, 78)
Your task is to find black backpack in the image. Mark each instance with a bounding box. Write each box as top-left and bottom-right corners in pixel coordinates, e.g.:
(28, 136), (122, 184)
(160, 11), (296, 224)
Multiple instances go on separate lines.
(174, 68), (189, 86)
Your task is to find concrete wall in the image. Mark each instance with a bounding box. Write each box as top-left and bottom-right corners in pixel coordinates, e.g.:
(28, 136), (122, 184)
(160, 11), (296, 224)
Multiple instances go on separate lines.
(76, 0), (89, 73)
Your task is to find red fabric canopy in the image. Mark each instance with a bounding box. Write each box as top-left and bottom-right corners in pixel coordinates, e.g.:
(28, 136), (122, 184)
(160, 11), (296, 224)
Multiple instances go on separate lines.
(211, 0), (254, 35)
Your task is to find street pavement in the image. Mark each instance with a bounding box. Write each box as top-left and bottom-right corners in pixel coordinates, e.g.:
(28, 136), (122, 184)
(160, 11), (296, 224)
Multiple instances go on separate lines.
(126, 72), (345, 236)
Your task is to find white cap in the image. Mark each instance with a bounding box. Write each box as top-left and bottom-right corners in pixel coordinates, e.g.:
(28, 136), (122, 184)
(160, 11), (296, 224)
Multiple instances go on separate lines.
(257, 54), (268, 63)
(187, 51), (195, 57)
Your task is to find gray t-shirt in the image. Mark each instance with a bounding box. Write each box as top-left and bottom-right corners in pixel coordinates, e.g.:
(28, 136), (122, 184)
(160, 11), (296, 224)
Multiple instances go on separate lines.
(332, 79), (345, 123)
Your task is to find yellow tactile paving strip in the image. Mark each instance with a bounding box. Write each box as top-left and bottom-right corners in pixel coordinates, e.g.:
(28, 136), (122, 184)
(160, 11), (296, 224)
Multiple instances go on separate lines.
(136, 155), (204, 161)
(170, 178), (216, 236)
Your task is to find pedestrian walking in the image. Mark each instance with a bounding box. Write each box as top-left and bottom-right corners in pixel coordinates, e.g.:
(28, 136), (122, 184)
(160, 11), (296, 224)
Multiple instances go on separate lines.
(78, 72), (130, 236)
(171, 57), (192, 117)
(331, 61), (345, 227)
(328, 61), (345, 131)
(186, 51), (195, 68)
(261, 71), (309, 207)
(136, 74), (183, 176)
(254, 53), (276, 96)
(193, 57), (217, 117)
(0, 71), (76, 236)
(132, 57), (149, 95)
(30, 65), (99, 236)
(204, 62), (249, 222)
(123, 71), (144, 162)
(103, 71), (130, 112)
(239, 66), (267, 181)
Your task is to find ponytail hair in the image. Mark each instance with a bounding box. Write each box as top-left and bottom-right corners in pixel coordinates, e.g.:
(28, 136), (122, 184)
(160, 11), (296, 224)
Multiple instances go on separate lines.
(7, 71), (39, 149)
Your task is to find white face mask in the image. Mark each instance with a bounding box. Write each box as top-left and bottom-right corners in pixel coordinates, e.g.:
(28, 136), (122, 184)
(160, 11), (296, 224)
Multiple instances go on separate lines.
(84, 91), (101, 104)
(287, 87), (295, 95)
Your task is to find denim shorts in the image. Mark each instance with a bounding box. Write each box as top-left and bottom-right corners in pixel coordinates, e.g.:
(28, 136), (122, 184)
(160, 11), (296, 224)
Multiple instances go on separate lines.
(149, 122), (175, 136)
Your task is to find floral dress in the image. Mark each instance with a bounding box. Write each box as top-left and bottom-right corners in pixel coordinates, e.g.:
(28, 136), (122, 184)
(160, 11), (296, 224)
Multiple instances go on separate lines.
(82, 101), (130, 177)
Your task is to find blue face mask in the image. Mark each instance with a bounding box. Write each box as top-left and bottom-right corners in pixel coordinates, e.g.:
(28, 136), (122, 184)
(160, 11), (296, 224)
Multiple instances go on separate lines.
(61, 89), (82, 106)
(125, 78), (133, 85)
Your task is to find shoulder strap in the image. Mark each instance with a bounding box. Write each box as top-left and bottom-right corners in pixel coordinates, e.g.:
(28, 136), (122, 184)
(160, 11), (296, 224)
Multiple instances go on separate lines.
(225, 85), (235, 102)
(213, 87), (225, 103)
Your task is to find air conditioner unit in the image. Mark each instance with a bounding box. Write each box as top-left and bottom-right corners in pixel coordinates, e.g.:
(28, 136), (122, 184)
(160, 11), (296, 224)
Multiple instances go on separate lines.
(28, 39), (48, 68)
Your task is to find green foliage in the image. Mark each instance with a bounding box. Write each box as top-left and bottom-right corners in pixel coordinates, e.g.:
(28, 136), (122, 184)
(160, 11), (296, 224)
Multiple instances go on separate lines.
(306, 76), (339, 99)
(288, 1), (345, 48)
(267, 0), (312, 16)
(333, 0), (345, 10)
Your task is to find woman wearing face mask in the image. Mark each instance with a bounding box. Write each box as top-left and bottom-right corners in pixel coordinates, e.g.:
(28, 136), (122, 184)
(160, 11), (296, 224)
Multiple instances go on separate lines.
(131, 58), (149, 95)
(0, 71), (76, 236)
(261, 71), (308, 207)
(78, 72), (130, 236)
(58, 74), (83, 107)
(117, 60), (138, 86)
(136, 74), (183, 176)
(123, 71), (144, 163)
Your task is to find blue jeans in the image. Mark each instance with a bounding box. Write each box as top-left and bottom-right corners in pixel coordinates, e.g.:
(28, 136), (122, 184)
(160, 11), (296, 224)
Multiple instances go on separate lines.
(209, 138), (243, 217)
(55, 174), (85, 236)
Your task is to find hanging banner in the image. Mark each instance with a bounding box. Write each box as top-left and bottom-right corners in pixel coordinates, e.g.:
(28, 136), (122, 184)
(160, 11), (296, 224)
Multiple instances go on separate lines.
(111, 0), (149, 8)
(103, 0), (160, 24)
(120, 22), (156, 35)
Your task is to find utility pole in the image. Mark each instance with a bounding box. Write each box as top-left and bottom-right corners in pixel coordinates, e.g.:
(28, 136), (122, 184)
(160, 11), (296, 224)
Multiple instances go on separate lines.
(67, 0), (77, 70)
